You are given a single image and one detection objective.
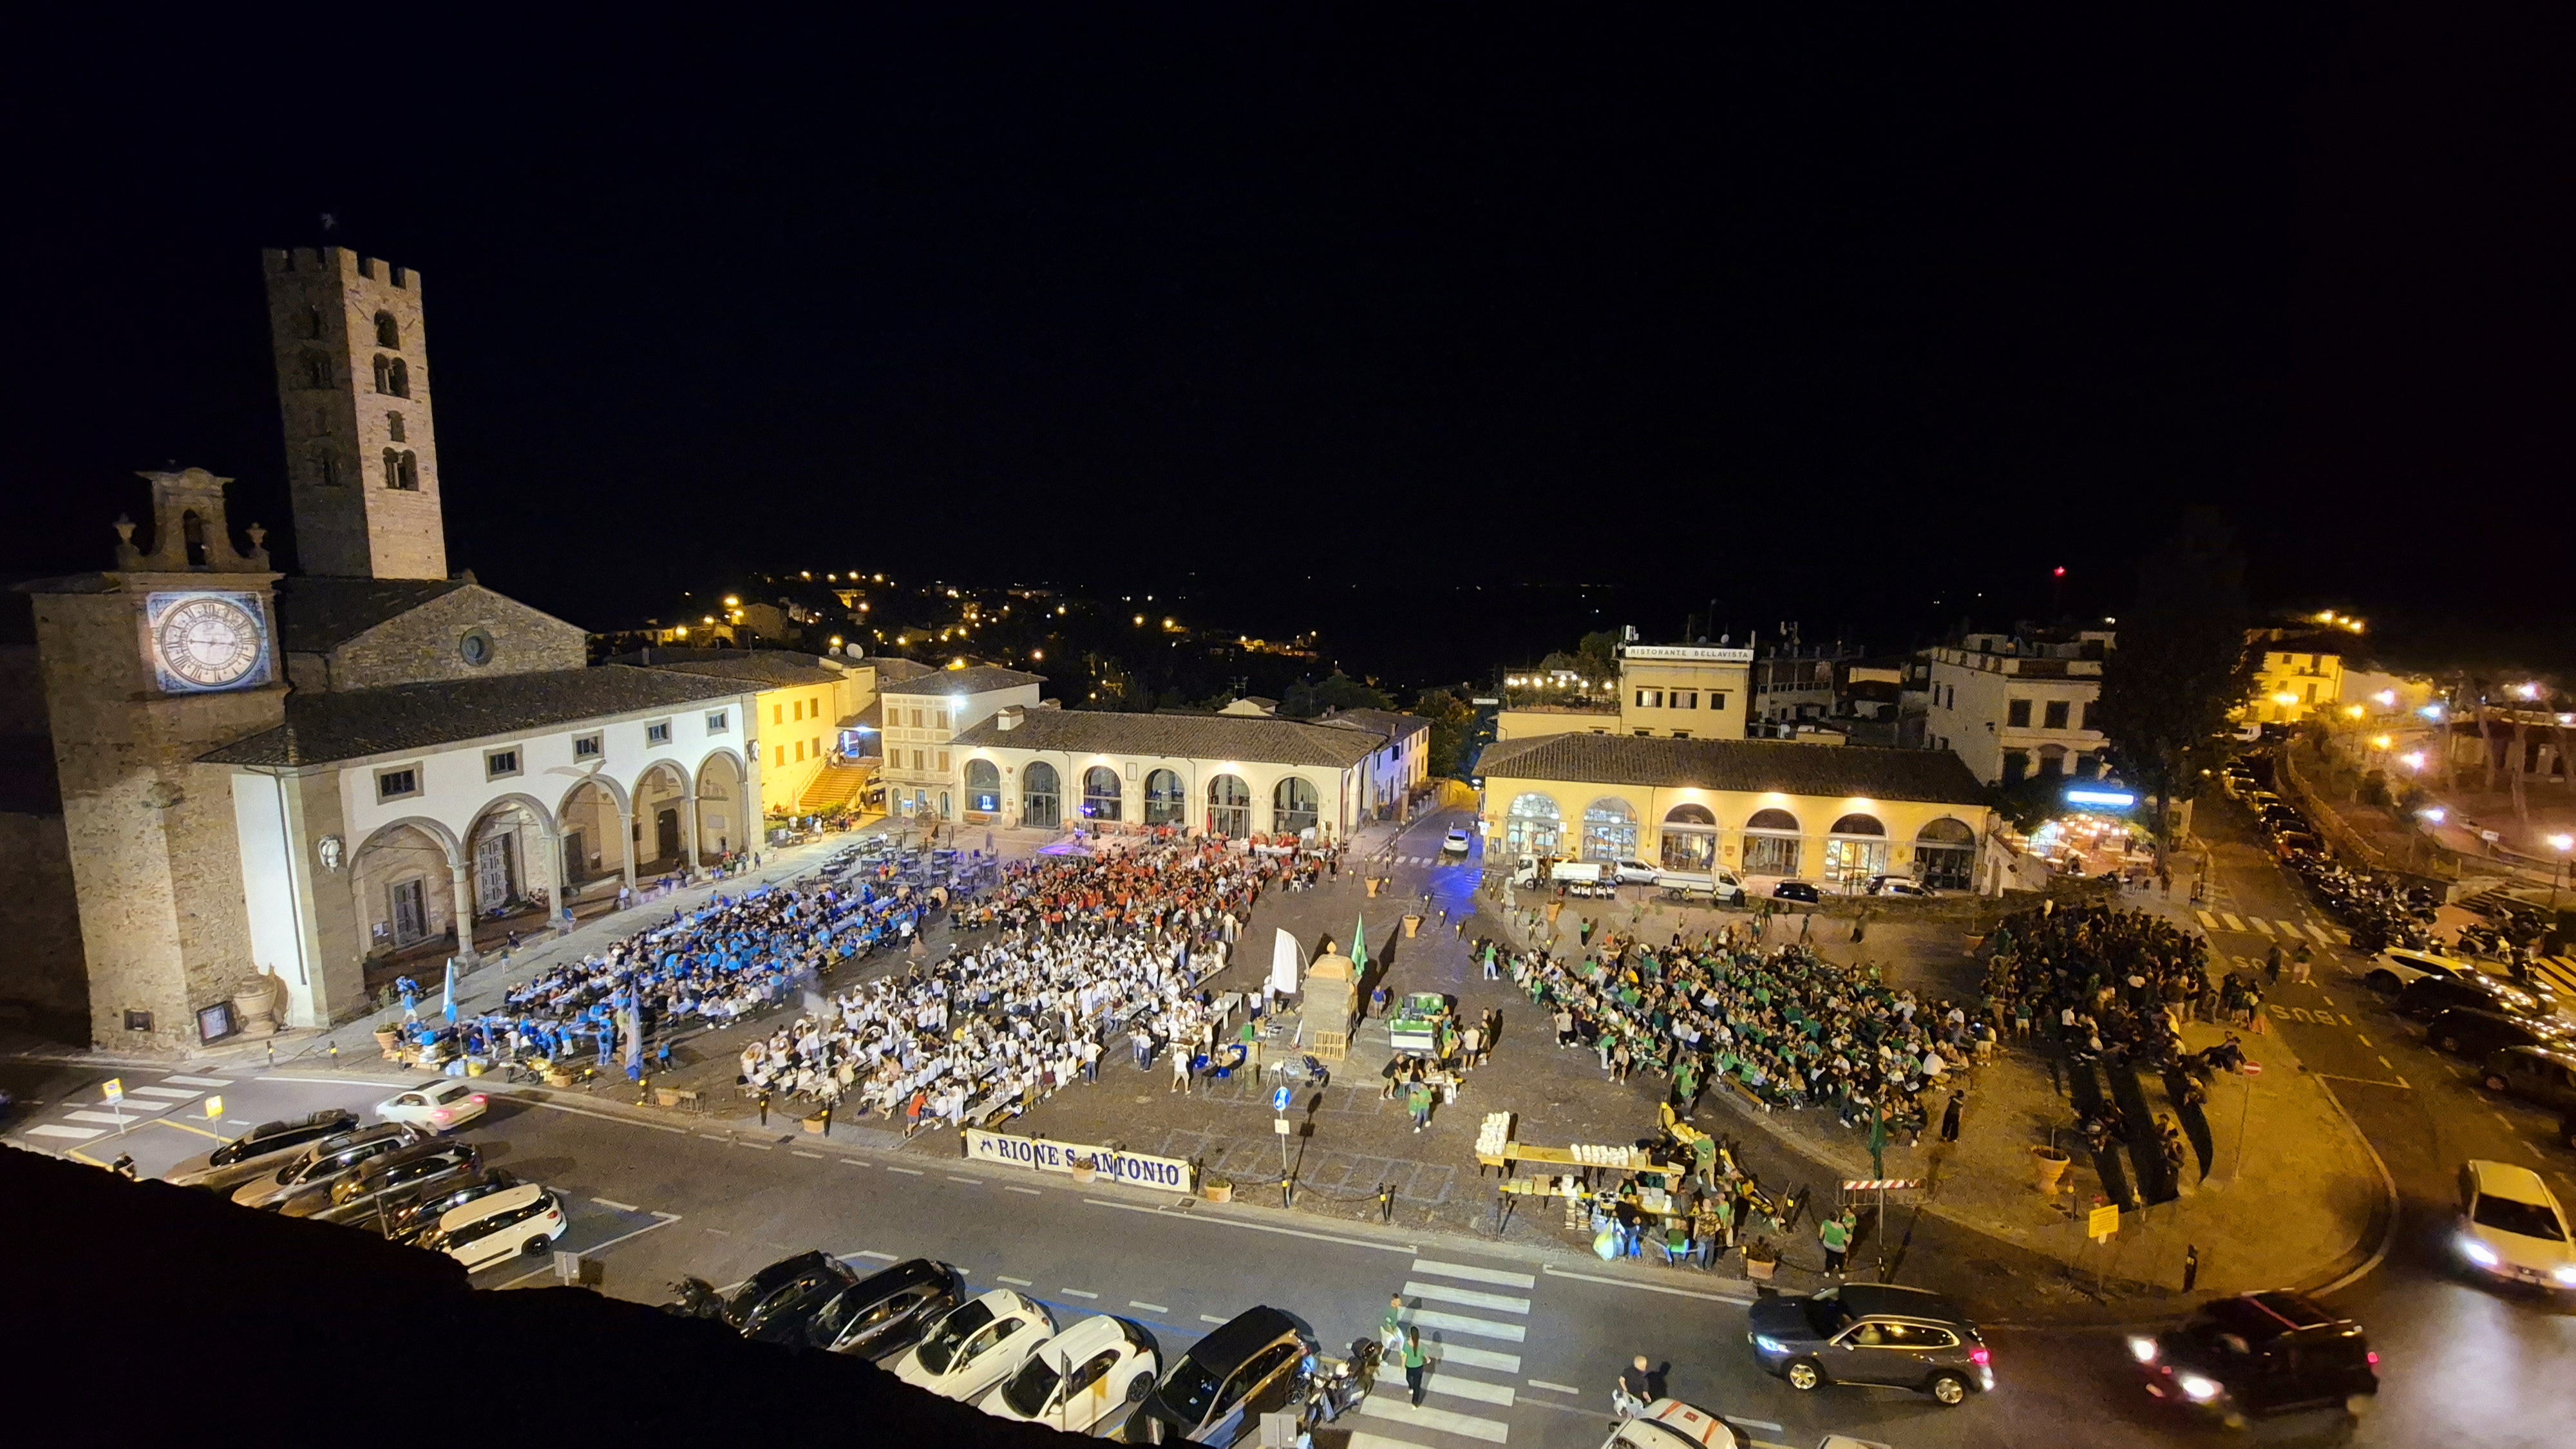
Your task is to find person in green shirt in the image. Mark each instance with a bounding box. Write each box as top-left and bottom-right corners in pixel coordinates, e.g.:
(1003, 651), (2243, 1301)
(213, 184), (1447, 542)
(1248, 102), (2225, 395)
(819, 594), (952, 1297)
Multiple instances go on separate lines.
(1407, 1079), (1434, 1132)
(1819, 1212), (1852, 1275)
(1401, 1326), (1429, 1405)
(1379, 1294), (1405, 1356)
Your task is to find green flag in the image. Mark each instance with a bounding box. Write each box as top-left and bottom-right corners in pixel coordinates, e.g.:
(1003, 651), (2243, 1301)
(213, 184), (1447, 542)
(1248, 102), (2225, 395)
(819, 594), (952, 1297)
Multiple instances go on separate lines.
(1350, 914), (1367, 971)
(1868, 1107), (1887, 1179)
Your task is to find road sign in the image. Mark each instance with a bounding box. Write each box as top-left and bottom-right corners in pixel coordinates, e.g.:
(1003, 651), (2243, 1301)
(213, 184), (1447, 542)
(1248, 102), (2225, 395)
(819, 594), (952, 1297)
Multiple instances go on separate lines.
(204, 1095), (223, 1124)
(2088, 1204), (2121, 1240)
(2241, 1061), (2264, 1077)
(1271, 1084), (1292, 1113)
(1273, 1117), (1294, 1135)
(100, 1078), (122, 1104)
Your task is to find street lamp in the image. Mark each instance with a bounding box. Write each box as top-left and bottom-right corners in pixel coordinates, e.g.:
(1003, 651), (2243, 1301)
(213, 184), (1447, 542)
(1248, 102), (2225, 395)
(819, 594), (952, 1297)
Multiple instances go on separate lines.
(2550, 833), (2574, 914)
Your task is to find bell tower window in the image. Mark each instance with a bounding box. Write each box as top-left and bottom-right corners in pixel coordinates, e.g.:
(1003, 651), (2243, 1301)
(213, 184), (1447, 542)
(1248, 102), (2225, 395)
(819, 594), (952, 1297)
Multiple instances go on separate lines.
(181, 511), (209, 567)
(372, 355), (390, 393)
(386, 412), (404, 443)
(313, 448), (338, 486)
(388, 357), (409, 397)
(304, 354), (331, 389)
(374, 311), (399, 348)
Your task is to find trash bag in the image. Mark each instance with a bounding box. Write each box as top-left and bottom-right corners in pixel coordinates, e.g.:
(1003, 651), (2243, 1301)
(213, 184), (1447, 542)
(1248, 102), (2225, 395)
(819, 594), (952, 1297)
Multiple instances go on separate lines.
(1593, 1229), (1620, 1261)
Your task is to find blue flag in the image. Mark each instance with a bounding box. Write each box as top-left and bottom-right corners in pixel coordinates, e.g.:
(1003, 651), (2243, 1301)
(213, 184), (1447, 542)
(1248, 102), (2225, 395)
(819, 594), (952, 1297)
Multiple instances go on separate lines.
(441, 958), (458, 1023)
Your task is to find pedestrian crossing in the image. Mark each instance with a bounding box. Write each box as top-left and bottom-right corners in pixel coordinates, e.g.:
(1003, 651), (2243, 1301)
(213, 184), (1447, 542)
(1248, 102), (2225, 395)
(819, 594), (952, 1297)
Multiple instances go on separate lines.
(2194, 909), (2347, 945)
(1359, 1258), (1539, 1446)
(10, 1072), (235, 1144)
(1390, 854), (1471, 869)
(2536, 956), (2576, 999)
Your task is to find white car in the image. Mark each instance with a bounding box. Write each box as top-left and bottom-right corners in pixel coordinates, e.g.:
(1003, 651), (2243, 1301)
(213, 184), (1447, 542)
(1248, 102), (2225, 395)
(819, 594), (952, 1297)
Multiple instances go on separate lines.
(2360, 947), (2477, 997)
(1612, 858), (1660, 885)
(376, 1079), (488, 1132)
(2455, 1159), (2576, 1290)
(895, 1289), (1056, 1401)
(977, 1313), (1160, 1433)
(1865, 875), (1935, 899)
(1441, 828), (1472, 857)
(1602, 1397), (1746, 1448)
(419, 1183), (566, 1271)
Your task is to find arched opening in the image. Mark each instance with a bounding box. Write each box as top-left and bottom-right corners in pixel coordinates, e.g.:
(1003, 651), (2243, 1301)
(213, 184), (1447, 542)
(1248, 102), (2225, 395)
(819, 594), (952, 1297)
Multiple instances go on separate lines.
(1660, 802), (1718, 871)
(374, 311), (400, 348)
(372, 355), (392, 393)
(1273, 776), (1320, 837)
(1143, 768), (1186, 827)
(556, 777), (628, 892)
(304, 353), (331, 388)
(1207, 773), (1252, 837)
(695, 752), (745, 859)
(1742, 806), (1802, 878)
(388, 357), (410, 397)
(1914, 816), (1976, 891)
(964, 759), (1001, 815)
(633, 760), (693, 877)
(1581, 797), (1639, 862)
(1023, 761), (1061, 830)
(305, 303), (325, 339)
(1504, 792), (1563, 860)
(1823, 812), (1889, 887)
(466, 797), (555, 945)
(180, 510), (209, 567)
(348, 819), (460, 995)
(1083, 765), (1122, 821)
(312, 447), (338, 487)
(396, 451), (419, 491)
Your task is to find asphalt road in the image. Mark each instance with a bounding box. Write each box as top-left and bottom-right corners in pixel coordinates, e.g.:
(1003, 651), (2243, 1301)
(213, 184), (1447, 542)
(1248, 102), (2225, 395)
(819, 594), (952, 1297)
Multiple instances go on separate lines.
(10, 800), (2570, 1446)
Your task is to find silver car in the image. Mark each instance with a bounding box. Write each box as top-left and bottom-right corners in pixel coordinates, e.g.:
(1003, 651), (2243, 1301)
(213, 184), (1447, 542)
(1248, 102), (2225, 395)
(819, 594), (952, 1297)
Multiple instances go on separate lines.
(1747, 1283), (1993, 1406)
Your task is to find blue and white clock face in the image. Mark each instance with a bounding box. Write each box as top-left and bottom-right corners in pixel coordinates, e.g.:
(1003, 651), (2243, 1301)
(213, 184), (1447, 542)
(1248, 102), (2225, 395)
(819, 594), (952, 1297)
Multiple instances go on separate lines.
(147, 591), (269, 694)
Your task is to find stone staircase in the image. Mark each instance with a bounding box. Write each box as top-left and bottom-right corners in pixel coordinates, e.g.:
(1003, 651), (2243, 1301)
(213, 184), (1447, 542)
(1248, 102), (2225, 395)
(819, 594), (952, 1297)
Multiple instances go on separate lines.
(798, 761), (870, 813)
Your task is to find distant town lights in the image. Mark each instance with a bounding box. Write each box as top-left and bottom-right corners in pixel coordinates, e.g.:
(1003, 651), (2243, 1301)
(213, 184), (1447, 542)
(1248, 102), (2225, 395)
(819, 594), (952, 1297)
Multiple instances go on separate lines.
(2551, 834), (2576, 854)
(2400, 751), (2426, 770)
(2516, 682), (2543, 701)
(2271, 692), (2298, 707)
(2419, 807), (2446, 824)
(2343, 704), (2365, 719)
(2370, 735), (2392, 750)
(2374, 690), (2397, 707)
(2419, 705), (2445, 720)
(723, 595), (740, 607)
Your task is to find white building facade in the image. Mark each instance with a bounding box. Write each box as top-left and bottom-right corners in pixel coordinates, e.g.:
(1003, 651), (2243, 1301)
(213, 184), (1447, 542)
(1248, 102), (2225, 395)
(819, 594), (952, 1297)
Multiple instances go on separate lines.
(1922, 633), (2112, 786)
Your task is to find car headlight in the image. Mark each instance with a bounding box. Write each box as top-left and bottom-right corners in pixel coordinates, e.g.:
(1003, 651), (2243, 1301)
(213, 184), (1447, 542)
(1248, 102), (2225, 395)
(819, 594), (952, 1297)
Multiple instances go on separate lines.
(2459, 1235), (2501, 1269)
(1753, 1336), (1786, 1354)
(2175, 1373), (2222, 1403)
(2553, 1264), (2576, 1286)
(2126, 1336), (2158, 1364)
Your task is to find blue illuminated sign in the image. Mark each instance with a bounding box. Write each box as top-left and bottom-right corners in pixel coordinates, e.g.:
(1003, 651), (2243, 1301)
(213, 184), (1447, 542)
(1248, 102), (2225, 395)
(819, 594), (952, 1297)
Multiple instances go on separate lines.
(2063, 787), (2137, 810)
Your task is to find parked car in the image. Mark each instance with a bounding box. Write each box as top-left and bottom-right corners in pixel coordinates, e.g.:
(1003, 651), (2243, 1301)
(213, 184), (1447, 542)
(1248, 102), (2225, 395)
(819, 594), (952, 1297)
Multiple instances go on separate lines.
(1771, 880), (1822, 905)
(2423, 1007), (2576, 1062)
(2483, 1045), (2576, 1118)
(164, 1109), (361, 1191)
(977, 1312), (1160, 1433)
(418, 1183), (567, 1271)
(2131, 1291), (2376, 1425)
(283, 1140), (482, 1224)
(1609, 858), (1661, 885)
(229, 1123), (422, 1209)
(374, 1079), (488, 1133)
(1655, 869), (1748, 905)
(1863, 875), (1935, 899)
(1600, 1397), (1746, 1448)
(2454, 1158), (2576, 1290)
(806, 1257), (967, 1358)
(1441, 828), (1471, 857)
(1126, 1305), (1315, 1444)
(2396, 972), (2545, 1023)
(724, 1251), (861, 1345)
(381, 1170), (522, 1242)
(2360, 948), (2478, 996)
(1746, 1283), (1991, 1406)
(893, 1289), (1055, 1402)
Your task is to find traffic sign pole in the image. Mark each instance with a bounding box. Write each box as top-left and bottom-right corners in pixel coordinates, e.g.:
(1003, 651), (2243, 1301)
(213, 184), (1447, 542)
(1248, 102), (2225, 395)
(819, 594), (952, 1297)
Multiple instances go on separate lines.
(102, 1077), (126, 1136)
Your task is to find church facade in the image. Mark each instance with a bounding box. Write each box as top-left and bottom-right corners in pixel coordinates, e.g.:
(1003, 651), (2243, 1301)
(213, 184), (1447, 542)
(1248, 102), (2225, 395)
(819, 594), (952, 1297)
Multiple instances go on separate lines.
(7, 248), (771, 1052)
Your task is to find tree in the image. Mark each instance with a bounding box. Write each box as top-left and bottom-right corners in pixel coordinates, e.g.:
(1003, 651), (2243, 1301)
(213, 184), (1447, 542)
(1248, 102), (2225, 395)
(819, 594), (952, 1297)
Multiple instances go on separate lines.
(1412, 688), (1478, 777)
(1575, 631), (1621, 685)
(2091, 508), (2255, 851)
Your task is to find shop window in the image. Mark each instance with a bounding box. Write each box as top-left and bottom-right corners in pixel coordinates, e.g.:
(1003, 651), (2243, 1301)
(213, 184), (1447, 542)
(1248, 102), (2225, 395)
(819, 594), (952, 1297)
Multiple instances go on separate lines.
(2043, 700), (2069, 730)
(2007, 698), (2032, 728)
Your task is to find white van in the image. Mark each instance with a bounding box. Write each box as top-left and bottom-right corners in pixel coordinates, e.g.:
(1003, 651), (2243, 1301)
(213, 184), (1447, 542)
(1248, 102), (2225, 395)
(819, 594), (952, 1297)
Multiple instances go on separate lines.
(1511, 857), (1605, 887)
(1654, 869), (1749, 905)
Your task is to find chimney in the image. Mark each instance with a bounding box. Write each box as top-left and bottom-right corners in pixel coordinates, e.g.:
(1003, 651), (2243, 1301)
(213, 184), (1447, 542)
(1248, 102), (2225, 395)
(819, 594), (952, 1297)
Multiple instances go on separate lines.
(996, 706), (1025, 731)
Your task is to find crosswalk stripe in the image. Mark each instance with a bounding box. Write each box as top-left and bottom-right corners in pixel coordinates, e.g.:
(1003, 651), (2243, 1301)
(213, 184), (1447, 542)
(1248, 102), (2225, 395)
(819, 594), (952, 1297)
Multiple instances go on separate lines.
(2250, 917), (2274, 936)
(1403, 1280), (1531, 1314)
(1410, 1259), (1537, 1289)
(1357, 1396), (1510, 1443)
(64, 1110), (143, 1125)
(2276, 919), (2304, 938)
(128, 1086), (201, 1100)
(1431, 1345), (1522, 1373)
(2336, 929), (2353, 945)
(26, 1124), (104, 1140)
(2195, 910), (2219, 929)
(164, 1074), (231, 1086)
(1416, 1374), (1515, 1406)
(1347, 1434), (1446, 1449)
(2307, 923), (2335, 944)
(1405, 1309), (1527, 1343)
(2221, 913), (2245, 931)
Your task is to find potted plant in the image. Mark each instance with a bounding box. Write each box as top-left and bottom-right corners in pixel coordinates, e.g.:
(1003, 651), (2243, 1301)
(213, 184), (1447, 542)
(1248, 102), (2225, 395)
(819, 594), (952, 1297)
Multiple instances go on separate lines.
(1202, 1175), (1233, 1204)
(1741, 1236), (1779, 1282)
(1070, 1153), (1097, 1186)
(2032, 1143), (2072, 1194)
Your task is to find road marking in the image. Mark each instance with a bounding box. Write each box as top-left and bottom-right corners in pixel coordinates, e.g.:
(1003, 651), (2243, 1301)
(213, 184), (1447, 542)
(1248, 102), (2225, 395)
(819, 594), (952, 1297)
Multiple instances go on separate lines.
(2195, 909), (2219, 929)
(149, 1117), (222, 1141)
(1345, 1435), (1442, 1449)
(2355, 1034), (2371, 1046)
(1726, 1416), (1786, 1433)
(65, 1110), (142, 1125)
(493, 1211), (681, 1287)
(998, 1275), (1034, 1285)
(1063, 1288), (1101, 1299)
(1006, 1186), (1041, 1195)
(1404, 1309), (1526, 1342)
(2380, 1056), (2395, 1069)
(1410, 1259), (1536, 1289)
(1083, 1196), (1416, 1254)
(1403, 1280), (1531, 1314)
(1130, 1300), (1170, 1312)
(1526, 1378), (1581, 1396)
(164, 1074), (230, 1086)
(527, 1099), (690, 1133)
(256, 1075), (411, 1089)
(735, 1141), (772, 1151)
(128, 1086), (200, 1100)
(1201, 1314), (1231, 1324)
(887, 1166), (925, 1175)
(591, 1197), (640, 1212)
(26, 1124), (102, 1141)
(1541, 1264), (1754, 1305)
(792, 1150), (825, 1159)
(1420, 1374), (1515, 1406)
(1434, 1345), (1521, 1373)
(855, 1249), (898, 1260)
(2221, 913), (2245, 932)
(2276, 919), (2303, 937)
(2308, 923), (2335, 943)
(1356, 1396), (1509, 1443)
(2251, 918), (2275, 936)
(946, 1175), (981, 1184)
(840, 1159), (867, 1166)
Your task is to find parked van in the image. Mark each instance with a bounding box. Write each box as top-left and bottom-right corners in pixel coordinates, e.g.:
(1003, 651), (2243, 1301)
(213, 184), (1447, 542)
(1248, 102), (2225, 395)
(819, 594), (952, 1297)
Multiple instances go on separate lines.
(1511, 857), (1604, 888)
(1655, 869), (1749, 905)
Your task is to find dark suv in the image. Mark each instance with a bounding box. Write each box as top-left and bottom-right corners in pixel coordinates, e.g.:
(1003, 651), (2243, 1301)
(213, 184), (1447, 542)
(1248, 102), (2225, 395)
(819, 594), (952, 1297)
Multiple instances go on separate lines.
(2425, 1007), (2576, 1062)
(1126, 1305), (1314, 1444)
(2132, 1291), (2376, 1425)
(1746, 1283), (1992, 1406)
(2396, 972), (2543, 1023)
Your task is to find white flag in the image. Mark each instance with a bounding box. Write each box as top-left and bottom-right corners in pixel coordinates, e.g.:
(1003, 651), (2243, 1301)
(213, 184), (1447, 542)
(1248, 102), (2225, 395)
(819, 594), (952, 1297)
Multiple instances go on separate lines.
(1271, 929), (1301, 998)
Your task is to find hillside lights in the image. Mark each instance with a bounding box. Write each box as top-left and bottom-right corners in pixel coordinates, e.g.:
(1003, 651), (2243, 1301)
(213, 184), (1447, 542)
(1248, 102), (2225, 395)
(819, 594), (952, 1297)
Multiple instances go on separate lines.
(2374, 690), (2398, 707)
(2400, 752), (2426, 772)
(2271, 693), (2298, 707)
(2370, 735), (2392, 750)
(2344, 705), (2365, 719)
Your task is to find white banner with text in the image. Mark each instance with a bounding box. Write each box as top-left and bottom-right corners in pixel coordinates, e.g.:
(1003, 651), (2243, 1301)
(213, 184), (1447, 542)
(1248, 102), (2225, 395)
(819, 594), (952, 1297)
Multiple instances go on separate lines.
(964, 1128), (1197, 1193)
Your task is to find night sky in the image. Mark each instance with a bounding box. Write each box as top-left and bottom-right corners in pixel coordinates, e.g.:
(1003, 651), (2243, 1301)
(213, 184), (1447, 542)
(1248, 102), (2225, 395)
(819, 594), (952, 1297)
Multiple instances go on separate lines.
(2, 10), (2566, 678)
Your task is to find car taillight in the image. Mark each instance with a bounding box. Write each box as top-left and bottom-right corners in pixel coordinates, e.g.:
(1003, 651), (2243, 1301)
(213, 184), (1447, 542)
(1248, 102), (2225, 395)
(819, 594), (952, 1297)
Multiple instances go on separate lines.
(431, 1108), (451, 1122)
(2366, 1351), (2379, 1366)
(1971, 1347), (1990, 1366)
(468, 1094), (486, 1105)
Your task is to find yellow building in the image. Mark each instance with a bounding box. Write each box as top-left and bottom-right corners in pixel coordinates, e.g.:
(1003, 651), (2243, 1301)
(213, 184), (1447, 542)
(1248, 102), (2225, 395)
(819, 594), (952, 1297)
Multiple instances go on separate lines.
(627, 648), (887, 818)
(1496, 643), (1754, 743)
(1475, 732), (1995, 891)
(2246, 639), (2345, 726)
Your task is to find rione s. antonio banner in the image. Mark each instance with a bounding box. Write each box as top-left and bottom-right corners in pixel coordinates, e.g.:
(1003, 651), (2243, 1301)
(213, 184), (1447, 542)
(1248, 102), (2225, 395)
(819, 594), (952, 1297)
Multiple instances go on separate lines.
(963, 1128), (1195, 1193)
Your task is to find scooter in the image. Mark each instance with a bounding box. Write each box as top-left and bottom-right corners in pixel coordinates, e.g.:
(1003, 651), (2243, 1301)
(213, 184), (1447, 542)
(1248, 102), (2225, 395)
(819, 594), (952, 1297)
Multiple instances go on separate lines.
(1304, 1340), (1381, 1426)
(661, 1276), (725, 1320)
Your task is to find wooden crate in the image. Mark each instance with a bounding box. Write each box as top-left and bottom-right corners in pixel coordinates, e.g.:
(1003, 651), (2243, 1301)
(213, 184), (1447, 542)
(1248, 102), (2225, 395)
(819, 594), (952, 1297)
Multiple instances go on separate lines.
(1311, 1030), (1348, 1063)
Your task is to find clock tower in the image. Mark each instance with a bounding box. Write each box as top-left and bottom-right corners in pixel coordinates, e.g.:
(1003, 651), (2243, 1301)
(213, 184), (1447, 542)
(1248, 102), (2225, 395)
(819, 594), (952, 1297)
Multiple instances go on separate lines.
(21, 468), (285, 1052)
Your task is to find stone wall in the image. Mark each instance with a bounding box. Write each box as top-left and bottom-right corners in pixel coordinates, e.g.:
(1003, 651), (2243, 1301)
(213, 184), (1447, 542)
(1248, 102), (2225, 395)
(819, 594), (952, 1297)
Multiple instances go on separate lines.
(325, 584), (587, 690)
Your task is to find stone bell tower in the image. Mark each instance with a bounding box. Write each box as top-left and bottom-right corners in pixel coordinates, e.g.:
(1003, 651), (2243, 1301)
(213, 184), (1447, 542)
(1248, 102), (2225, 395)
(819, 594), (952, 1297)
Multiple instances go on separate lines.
(263, 247), (450, 580)
(17, 469), (284, 1051)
